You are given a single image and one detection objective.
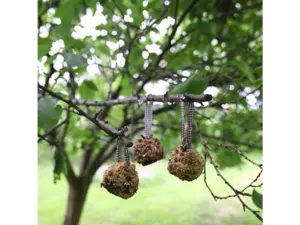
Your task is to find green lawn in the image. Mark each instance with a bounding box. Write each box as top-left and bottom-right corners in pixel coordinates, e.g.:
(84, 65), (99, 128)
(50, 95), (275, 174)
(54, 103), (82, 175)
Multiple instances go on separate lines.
(38, 153), (262, 225)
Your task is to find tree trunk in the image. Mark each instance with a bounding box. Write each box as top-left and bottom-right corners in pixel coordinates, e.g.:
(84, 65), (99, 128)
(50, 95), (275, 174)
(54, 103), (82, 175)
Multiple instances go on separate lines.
(63, 181), (89, 225)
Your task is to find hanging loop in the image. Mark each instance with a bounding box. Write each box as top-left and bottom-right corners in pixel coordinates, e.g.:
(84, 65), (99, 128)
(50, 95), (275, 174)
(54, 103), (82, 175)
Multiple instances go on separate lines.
(124, 144), (130, 165)
(144, 101), (153, 139)
(186, 101), (195, 149)
(116, 135), (122, 162)
(180, 95), (186, 148)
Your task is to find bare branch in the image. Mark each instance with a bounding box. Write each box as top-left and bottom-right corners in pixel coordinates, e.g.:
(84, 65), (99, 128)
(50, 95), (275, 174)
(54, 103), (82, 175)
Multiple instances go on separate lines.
(73, 94), (212, 107)
(206, 142), (262, 168)
(38, 120), (66, 143)
(194, 121), (263, 222)
(215, 169), (263, 200)
(229, 84), (262, 104)
(38, 133), (58, 146)
(241, 169), (263, 193)
(112, 0), (125, 18)
(203, 152), (217, 201)
(202, 132), (262, 149)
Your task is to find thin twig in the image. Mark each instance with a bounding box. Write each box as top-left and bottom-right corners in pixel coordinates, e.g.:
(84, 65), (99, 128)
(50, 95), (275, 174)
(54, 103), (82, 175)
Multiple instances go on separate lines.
(202, 132), (262, 149)
(230, 85), (262, 104)
(194, 121), (262, 222)
(204, 152), (217, 201)
(38, 133), (58, 146)
(154, 0), (199, 67)
(241, 169), (263, 193)
(206, 142), (262, 168)
(216, 170), (263, 200)
(38, 120), (66, 143)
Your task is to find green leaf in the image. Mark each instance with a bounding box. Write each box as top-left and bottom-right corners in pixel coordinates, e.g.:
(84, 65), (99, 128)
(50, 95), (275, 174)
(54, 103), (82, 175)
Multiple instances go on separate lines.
(93, 76), (109, 99)
(167, 55), (186, 70)
(38, 98), (63, 131)
(254, 65), (262, 79)
(55, 0), (81, 35)
(63, 36), (85, 50)
(120, 76), (132, 96)
(131, 2), (143, 24)
(215, 150), (242, 168)
(252, 189), (263, 209)
(85, 0), (99, 10)
(78, 80), (98, 99)
(255, 77), (263, 86)
(64, 53), (87, 68)
(170, 75), (208, 94)
(38, 37), (52, 59)
(38, 0), (46, 15)
(197, 22), (214, 35)
(84, 80), (98, 91)
(108, 106), (124, 127)
(52, 148), (64, 184)
(97, 43), (110, 56)
(238, 61), (256, 84)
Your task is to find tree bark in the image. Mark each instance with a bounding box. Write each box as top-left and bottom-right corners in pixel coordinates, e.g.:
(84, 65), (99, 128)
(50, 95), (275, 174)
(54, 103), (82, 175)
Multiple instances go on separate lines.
(63, 180), (89, 225)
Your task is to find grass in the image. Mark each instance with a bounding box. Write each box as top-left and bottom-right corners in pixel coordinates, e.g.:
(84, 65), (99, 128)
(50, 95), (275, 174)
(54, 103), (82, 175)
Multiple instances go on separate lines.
(38, 152), (262, 225)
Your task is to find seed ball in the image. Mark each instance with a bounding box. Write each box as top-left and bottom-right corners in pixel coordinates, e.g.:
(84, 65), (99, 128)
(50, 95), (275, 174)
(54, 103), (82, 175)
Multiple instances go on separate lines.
(101, 162), (139, 199)
(168, 145), (204, 181)
(133, 136), (164, 166)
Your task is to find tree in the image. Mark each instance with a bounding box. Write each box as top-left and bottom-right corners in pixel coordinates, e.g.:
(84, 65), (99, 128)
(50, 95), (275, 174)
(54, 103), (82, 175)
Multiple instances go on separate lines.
(38, 0), (263, 224)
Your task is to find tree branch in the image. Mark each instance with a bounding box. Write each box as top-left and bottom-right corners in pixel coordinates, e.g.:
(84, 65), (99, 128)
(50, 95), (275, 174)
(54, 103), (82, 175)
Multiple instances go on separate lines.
(79, 141), (95, 176)
(211, 168), (263, 201)
(206, 142), (262, 168)
(57, 107), (77, 184)
(202, 133), (262, 149)
(154, 0), (198, 67)
(38, 83), (120, 136)
(194, 121), (263, 222)
(38, 120), (66, 143)
(203, 152), (217, 201)
(73, 94), (212, 106)
(38, 133), (58, 146)
(213, 2), (262, 21)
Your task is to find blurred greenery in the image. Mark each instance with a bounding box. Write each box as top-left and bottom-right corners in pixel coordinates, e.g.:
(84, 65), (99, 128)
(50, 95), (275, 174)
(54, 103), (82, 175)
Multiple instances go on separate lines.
(38, 144), (262, 225)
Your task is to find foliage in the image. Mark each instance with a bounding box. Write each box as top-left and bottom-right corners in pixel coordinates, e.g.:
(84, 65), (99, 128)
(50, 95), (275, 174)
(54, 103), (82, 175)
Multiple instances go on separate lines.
(252, 189), (263, 209)
(38, 97), (62, 131)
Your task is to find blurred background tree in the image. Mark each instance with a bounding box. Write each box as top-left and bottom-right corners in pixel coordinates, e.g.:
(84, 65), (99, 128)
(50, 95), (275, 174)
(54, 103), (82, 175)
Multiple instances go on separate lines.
(38, 0), (262, 224)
